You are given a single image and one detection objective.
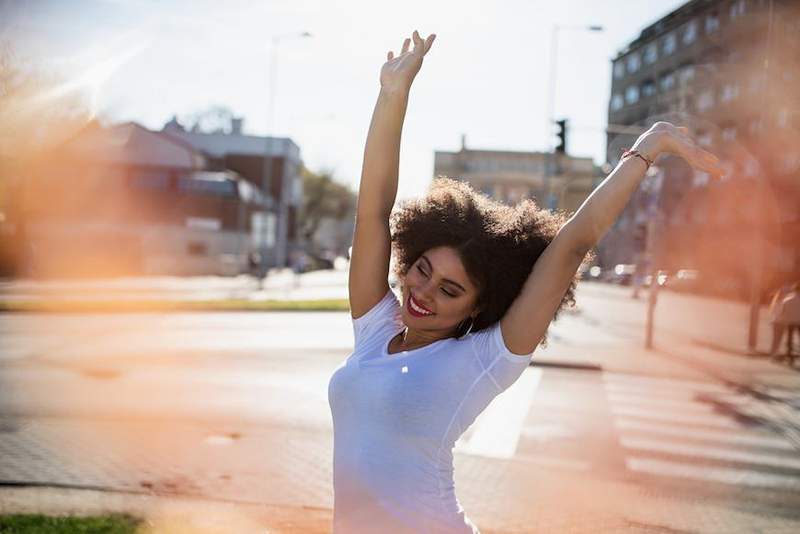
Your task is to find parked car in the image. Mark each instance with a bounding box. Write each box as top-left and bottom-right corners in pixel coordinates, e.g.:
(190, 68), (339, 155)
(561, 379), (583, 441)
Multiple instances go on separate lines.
(610, 264), (636, 285)
(663, 269), (700, 293)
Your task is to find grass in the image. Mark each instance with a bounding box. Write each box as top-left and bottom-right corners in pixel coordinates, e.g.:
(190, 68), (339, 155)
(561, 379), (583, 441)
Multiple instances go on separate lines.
(0, 298), (351, 313)
(0, 513), (141, 533)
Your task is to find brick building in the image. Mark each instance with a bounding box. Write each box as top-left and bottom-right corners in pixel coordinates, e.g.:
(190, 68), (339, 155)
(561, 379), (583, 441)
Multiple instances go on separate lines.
(434, 136), (598, 215)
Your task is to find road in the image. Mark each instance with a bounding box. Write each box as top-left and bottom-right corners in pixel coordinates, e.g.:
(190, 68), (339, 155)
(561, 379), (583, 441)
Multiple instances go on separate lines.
(1, 283), (799, 532)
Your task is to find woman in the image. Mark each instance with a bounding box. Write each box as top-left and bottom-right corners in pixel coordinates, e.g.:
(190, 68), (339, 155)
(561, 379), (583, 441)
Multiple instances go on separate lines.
(328, 31), (723, 533)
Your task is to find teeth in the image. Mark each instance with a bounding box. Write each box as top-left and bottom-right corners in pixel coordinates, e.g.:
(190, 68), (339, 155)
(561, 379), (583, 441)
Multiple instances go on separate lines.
(410, 297), (433, 315)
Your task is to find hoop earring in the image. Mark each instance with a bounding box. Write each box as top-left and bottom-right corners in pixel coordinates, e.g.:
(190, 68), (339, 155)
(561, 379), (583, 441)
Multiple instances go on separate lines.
(460, 316), (475, 337)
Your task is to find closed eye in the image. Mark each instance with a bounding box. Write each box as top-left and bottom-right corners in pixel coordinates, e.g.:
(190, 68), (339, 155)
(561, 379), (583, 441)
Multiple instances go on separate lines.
(417, 265), (456, 297)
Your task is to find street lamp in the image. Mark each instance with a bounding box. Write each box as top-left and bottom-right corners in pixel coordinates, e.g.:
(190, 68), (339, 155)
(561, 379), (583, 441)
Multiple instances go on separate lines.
(543, 24), (603, 211)
(259, 30), (312, 284)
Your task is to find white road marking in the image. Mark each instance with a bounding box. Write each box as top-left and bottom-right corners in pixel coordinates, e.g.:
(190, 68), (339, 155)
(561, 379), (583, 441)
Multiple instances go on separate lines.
(611, 406), (744, 429)
(602, 373), (731, 394)
(620, 436), (800, 470)
(607, 393), (716, 413)
(626, 456), (800, 490)
(456, 368), (541, 459)
(614, 418), (795, 450)
(604, 383), (752, 405)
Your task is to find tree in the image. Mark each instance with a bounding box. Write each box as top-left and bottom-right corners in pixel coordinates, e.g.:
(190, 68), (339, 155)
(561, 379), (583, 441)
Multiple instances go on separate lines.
(181, 105), (236, 134)
(299, 166), (356, 251)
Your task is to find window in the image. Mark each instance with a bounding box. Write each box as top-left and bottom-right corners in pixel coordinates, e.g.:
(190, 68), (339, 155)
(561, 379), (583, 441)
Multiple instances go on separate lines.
(744, 158), (759, 176)
(644, 43), (658, 64)
(611, 94), (624, 110)
(626, 53), (640, 74)
(721, 127), (737, 141)
(705, 13), (720, 34)
(625, 85), (640, 104)
(683, 20), (697, 45)
(659, 72), (675, 91)
(781, 153), (800, 173)
(187, 241), (208, 256)
(131, 170), (169, 190)
(696, 89), (714, 111)
(693, 170), (710, 187)
(721, 82), (739, 102)
(178, 176), (237, 196)
(777, 108), (789, 128)
(641, 80), (656, 97)
(613, 62), (625, 79)
(663, 33), (676, 55)
(679, 65), (695, 84)
(730, 0), (746, 18)
(697, 132), (713, 146)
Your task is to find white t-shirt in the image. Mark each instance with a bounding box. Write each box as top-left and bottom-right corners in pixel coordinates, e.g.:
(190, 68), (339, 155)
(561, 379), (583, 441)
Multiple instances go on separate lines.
(328, 289), (533, 533)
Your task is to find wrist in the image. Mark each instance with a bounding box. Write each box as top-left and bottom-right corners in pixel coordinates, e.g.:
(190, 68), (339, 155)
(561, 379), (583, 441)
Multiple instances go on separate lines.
(379, 84), (411, 98)
(631, 132), (663, 163)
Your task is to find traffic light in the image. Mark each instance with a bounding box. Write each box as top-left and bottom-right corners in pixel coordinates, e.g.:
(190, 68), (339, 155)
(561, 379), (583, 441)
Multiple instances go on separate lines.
(555, 119), (567, 154)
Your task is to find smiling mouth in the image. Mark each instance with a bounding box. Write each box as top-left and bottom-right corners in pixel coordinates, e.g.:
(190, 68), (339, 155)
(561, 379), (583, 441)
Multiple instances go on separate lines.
(407, 294), (434, 317)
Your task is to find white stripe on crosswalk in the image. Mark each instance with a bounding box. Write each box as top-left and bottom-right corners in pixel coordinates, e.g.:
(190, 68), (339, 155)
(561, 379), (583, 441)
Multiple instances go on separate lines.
(607, 393), (716, 413)
(602, 373), (731, 394)
(456, 368), (541, 459)
(626, 456), (800, 490)
(611, 406), (744, 429)
(614, 418), (795, 450)
(620, 436), (800, 470)
(603, 383), (753, 406)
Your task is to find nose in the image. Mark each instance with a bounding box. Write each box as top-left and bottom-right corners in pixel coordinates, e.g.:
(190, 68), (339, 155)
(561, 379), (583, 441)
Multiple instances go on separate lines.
(415, 279), (437, 305)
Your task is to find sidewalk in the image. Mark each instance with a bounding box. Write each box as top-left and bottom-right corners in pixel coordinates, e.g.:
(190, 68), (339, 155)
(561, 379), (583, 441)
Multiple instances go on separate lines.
(0, 269), (349, 303)
(0, 486), (332, 533)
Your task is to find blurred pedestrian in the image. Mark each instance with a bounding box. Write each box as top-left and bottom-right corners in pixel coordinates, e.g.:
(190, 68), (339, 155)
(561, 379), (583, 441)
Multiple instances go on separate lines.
(768, 280), (799, 358)
(328, 30), (724, 533)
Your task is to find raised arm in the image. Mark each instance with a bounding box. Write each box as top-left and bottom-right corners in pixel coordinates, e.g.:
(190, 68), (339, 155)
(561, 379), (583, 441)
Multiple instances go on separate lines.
(349, 31), (436, 318)
(500, 122), (724, 355)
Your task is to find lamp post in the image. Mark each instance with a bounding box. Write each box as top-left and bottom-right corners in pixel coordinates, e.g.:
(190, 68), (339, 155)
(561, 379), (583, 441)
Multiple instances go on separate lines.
(543, 24), (603, 211)
(748, 0), (775, 352)
(258, 31), (312, 284)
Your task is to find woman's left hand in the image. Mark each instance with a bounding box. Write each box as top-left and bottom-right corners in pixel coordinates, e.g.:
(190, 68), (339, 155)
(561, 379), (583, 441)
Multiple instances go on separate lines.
(632, 121), (725, 177)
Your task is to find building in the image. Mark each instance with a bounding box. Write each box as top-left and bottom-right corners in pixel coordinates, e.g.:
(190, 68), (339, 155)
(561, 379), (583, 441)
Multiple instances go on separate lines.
(433, 136), (598, 214)
(9, 122), (269, 277)
(163, 116), (303, 270)
(602, 0), (800, 298)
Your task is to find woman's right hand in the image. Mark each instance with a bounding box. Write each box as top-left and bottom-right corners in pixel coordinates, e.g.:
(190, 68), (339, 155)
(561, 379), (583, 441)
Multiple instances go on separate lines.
(380, 30), (436, 93)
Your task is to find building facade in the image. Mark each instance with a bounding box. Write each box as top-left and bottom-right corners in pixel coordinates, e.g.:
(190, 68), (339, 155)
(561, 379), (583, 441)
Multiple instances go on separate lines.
(163, 117), (303, 270)
(433, 136), (598, 215)
(602, 0), (800, 299)
(8, 122), (270, 277)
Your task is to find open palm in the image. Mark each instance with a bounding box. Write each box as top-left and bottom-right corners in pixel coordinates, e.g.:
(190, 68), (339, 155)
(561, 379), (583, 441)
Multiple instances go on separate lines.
(380, 31), (436, 92)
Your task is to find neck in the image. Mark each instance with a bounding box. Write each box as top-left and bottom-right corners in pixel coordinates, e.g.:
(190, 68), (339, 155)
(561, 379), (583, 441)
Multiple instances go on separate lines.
(400, 325), (457, 348)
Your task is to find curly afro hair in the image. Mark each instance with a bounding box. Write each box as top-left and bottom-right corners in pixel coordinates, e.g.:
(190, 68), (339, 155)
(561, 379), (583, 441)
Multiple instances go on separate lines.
(390, 177), (587, 346)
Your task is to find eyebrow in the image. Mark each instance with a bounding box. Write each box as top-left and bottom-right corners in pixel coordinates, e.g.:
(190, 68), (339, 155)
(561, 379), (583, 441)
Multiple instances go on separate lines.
(420, 255), (467, 293)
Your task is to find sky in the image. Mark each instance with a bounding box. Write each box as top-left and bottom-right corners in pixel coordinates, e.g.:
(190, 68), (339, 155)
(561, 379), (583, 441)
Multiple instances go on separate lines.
(2, 0), (687, 200)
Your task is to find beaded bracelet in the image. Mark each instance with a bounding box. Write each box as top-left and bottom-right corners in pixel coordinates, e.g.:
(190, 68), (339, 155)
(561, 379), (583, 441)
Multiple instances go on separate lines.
(621, 149), (654, 170)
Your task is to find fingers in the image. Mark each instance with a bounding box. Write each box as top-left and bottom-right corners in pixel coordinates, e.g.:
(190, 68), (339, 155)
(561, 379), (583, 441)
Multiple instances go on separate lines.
(424, 34), (436, 54)
(690, 145), (724, 176)
(387, 51), (394, 61)
(401, 38), (411, 54)
(412, 30), (423, 53)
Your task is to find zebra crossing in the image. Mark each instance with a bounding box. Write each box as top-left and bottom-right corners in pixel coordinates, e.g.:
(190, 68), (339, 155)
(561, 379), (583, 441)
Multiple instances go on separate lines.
(602, 371), (800, 491)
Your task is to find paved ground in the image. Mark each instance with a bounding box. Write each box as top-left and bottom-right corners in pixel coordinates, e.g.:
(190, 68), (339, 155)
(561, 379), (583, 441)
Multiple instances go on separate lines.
(1, 274), (799, 532)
